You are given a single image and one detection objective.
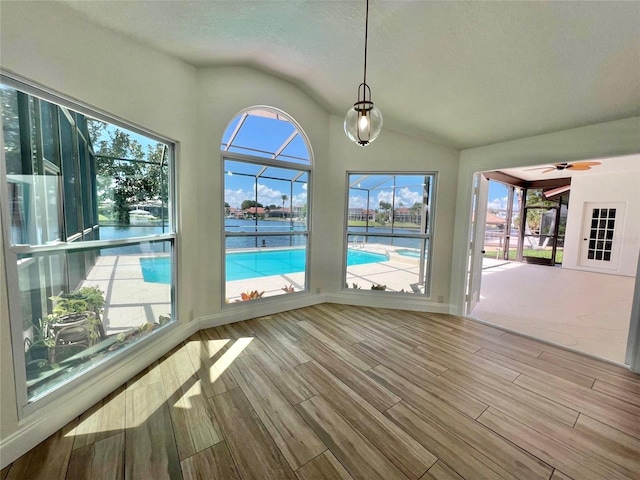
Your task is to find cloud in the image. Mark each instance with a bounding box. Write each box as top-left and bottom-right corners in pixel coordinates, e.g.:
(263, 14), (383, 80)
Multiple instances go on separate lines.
(396, 187), (422, 206)
(292, 193), (307, 207)
(224, 188), (249, 208)
(349, 195), (368, 209)
(376, 188), (423, 207)
(376, 191), (394, 205)
(255, 183), (282, 205)
(488, 195), (509, 212)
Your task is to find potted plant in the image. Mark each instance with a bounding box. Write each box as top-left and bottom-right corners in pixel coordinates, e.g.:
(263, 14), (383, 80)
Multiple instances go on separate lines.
(47, 286), (106, 362)
(24, 314), (59, 375)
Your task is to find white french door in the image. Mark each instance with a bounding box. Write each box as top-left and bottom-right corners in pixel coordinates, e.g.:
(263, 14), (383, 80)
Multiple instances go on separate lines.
(579, 202), (625, 271)
(466, 172), (488, 315)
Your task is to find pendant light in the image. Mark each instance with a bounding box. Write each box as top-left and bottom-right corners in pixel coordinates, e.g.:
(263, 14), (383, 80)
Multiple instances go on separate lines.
(344, 0), (383, 146)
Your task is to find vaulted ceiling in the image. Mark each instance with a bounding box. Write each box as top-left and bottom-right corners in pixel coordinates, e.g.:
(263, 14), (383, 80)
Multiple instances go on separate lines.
(59, 1), (640, 149)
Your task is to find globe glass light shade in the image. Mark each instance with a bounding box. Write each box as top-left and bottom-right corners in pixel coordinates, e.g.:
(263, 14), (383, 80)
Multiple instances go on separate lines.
(344, 102), (383, 147)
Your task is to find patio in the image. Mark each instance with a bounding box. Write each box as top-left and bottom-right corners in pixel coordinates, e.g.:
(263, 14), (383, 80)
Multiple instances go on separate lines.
(80, 254), (172, 335)
(471, 260), (634, 363)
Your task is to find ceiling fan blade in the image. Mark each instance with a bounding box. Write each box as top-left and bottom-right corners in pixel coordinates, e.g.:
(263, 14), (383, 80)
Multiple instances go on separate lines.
(572, 161), (601, 168)
(567, 164), (592, 170)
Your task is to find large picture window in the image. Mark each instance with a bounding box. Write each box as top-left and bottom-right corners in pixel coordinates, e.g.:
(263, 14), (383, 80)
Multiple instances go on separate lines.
(222, 108), (311, 302)
(345, 173), (435, 295)
(1, 77), (175, 408)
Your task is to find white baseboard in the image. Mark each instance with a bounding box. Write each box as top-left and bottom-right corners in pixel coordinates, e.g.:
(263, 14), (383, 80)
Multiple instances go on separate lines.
(198, 292), (326, 329)
(324, 291), (452, 314)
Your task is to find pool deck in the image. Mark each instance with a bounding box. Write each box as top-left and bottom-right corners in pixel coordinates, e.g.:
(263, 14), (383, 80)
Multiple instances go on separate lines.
(80, 254), (171, 335)
(82, 243), (423, 334)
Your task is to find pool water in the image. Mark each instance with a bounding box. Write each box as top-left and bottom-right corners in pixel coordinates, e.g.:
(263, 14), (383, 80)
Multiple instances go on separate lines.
(395, 248), (422, 259)
(140, 248), (388, 284)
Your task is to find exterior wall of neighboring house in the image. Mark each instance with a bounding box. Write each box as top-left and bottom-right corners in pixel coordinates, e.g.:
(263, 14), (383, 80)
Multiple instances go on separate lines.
(347, 208), (375, 221)
(563, 167), (640, 277)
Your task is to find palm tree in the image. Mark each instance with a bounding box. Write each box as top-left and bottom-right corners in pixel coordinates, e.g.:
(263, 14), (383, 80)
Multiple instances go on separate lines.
(281, 194), (288, 219)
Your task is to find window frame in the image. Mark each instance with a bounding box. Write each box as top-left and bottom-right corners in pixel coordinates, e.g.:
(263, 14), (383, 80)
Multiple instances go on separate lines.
(220, 107), (313, 305)
(0, 72), (179, 416)
(342, 171), (437, 297)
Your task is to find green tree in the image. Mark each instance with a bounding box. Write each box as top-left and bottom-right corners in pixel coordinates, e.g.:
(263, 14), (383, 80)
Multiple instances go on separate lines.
(524, 188), (555, 232)
(0, 86), (21, 172)
(410, 202), (422, 224)
(281, 194), (288, 218)
(378, 201), (392, 222)
(241, 200), (263, 210)
(88, 120), (167, 224)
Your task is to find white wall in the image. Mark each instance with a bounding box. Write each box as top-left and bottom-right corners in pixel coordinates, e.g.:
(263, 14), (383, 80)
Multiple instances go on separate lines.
(451, 117), (640, 314)
(0, 1), (199, 466)
(563, 167), (640, 277)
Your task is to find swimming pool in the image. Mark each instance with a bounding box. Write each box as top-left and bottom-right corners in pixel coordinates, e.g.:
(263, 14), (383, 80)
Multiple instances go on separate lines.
(395, 248), (422, 259)
(139, 248), (388, 284)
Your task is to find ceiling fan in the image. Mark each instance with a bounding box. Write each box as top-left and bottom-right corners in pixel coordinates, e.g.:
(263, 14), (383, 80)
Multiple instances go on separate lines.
(525, 161), (601, 174)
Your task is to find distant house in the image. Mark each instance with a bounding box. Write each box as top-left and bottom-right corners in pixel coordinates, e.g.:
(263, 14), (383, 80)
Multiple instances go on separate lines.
(228, 207), (244, 219)
(348, 208), (375, 221)
(393, 207), (412, 223)
(269, 206), (304, 219)
(269, 207), (291, 219)
(243, 206), (266, 218)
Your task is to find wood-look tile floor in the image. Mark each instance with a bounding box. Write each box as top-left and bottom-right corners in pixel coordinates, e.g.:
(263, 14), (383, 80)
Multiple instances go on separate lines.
(4, 304), (639, 480)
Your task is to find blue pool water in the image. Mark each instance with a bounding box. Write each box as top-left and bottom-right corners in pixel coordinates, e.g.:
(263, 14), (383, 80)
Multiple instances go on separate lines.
(395, 248), (421, 259)
(140, 248), (388, 284)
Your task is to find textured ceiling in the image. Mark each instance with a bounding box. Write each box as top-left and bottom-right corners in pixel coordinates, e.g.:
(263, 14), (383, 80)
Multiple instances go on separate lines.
(59, 0), (640, 149)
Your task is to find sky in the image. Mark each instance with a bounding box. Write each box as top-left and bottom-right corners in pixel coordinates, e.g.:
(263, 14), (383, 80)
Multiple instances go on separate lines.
(487, 180), (523, 215)
(488, 181), (509, 212)
(348, 178), (426, 210)
(222, 112), (311, 209)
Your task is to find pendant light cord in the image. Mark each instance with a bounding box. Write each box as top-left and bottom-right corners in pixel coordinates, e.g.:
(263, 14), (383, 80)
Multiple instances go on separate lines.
(363, 0), (369, 86)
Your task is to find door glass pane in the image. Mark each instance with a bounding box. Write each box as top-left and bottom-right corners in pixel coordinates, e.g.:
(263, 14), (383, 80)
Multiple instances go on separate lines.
(588, 206), (616, 262)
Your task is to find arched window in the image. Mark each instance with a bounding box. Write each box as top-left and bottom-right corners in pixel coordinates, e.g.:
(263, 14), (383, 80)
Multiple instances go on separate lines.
(221, 107), (312, 302)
